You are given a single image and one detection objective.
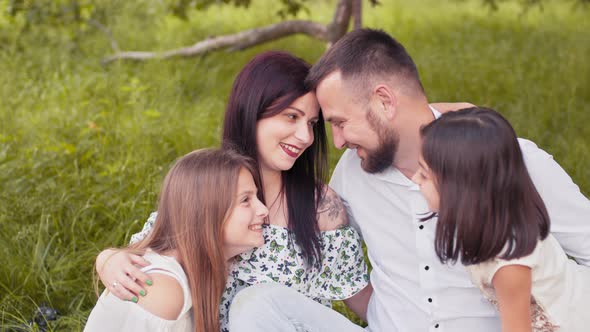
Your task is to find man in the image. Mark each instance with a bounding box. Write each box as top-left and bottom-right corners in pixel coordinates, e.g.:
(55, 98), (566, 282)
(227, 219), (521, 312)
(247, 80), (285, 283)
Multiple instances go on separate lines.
(230, 29), (590, 331)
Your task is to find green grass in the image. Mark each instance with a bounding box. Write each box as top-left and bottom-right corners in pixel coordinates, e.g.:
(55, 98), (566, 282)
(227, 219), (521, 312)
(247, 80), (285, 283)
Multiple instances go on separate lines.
(1, 0), (588, 329)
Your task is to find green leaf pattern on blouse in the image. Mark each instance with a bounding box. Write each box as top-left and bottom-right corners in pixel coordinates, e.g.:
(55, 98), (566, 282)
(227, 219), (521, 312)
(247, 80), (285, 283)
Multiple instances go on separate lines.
(220, 224), (369, 332)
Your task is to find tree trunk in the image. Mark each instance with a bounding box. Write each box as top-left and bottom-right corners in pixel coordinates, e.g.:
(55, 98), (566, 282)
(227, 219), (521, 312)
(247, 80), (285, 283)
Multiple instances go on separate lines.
(325, 0), (353, 46)
(352, 0), (362, 30)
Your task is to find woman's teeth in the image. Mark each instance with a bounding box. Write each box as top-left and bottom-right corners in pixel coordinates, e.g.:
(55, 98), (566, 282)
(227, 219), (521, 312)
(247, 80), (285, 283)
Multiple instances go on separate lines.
(280, 143), (300, 154)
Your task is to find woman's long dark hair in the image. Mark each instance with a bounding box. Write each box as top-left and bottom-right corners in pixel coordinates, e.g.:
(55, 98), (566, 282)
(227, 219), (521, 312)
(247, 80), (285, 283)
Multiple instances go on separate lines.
(222, 51), (328, 266)
(420, 107), (549, 265)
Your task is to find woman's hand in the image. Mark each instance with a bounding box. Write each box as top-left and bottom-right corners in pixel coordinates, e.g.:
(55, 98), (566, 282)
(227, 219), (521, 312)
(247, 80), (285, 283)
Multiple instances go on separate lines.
(96, 248), (152, 301)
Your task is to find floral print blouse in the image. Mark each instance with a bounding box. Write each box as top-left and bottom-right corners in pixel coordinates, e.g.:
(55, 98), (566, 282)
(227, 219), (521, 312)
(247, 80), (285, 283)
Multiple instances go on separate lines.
(131, 213), (369, 332)
(220, 224), (369, 331)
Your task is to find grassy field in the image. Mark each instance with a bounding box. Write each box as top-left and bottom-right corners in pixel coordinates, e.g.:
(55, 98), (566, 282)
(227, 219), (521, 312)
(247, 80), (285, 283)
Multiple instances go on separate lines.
(0, 0), (588, 330)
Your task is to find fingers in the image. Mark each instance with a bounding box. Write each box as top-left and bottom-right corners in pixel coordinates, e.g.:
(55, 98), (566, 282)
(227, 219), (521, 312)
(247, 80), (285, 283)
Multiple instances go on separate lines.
(96, 250), (153, 302)
(122, 266), (151, 298)
(110, 274), (139, 302)
(129, 253), (150, 268)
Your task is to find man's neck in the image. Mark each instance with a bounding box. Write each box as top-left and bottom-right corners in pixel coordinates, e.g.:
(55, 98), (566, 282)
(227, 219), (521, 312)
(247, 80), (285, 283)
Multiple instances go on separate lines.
(392, 100), (435, 178)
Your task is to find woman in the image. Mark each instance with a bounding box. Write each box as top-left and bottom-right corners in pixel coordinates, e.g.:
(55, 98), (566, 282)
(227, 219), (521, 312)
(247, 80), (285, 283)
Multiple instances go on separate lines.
(86, 148), (268, 332)
(96, 52), (370, 331)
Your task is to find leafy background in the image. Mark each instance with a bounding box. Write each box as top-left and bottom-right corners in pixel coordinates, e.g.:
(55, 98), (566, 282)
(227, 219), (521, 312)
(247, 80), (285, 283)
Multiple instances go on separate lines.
(0, 0), (588, 329)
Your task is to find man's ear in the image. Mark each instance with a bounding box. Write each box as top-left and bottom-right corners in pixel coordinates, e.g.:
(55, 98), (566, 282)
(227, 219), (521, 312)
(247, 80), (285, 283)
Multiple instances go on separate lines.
(372, 85), (397, 121)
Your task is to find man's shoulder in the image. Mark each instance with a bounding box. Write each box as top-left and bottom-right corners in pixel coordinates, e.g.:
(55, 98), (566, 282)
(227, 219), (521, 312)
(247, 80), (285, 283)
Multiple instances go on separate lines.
(517, 137), (540, 151)
(517, 138), (554, 164)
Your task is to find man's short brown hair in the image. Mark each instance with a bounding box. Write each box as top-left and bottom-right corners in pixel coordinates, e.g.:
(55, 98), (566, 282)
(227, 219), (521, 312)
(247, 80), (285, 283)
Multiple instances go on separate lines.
(306, 28), (424, 98)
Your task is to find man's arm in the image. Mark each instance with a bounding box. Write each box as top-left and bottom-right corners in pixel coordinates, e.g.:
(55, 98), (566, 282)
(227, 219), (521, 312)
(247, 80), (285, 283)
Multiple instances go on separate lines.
(343, 283), (373, 322)
(520, 139), (590, 265)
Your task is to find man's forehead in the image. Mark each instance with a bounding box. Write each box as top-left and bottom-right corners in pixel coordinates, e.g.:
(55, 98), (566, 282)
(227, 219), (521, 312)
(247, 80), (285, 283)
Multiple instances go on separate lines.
(316, 72), (351, 109)
(322, 104), (357, 123)
(316, 70), (344, 92)
(322, 109), (339, 122)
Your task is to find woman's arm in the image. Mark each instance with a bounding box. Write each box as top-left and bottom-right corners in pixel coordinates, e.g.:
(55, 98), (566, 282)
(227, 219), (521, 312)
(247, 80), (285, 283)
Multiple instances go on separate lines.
(343, 282), (373, 322)
(492, 265), (533, 332)
(96, 248), (151, 301)
(95, 213), (159, 300)
(318, 185), (371, 320)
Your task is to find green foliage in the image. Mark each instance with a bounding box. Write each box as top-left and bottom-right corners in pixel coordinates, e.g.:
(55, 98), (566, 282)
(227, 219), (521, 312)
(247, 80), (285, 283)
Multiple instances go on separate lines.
(276, 0), (310, 19)
(166, 0), (311, 19)
(5, 0), (99, 27)
(1, 0), (313, 34)
(480, 0), (589, 12)
(167, 0), (253, 20)
(481, 0), (543, 11)
(0, 0), (588, 330)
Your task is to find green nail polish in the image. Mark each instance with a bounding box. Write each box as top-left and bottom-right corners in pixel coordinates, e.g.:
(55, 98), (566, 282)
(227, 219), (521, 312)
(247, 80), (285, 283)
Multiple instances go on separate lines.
(139, 290), (146, 297)
(146, 279), (153, 286)
(131, 296), (138, 303)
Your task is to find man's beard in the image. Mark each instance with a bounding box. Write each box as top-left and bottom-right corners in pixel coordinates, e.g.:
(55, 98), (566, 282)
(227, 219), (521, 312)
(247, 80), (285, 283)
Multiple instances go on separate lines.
(360, 108), (399, 174)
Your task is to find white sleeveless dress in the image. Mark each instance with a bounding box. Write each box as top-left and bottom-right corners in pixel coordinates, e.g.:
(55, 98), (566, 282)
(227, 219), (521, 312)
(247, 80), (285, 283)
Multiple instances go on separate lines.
(85, 251), (193, 332)
(468, 234), (590, 331)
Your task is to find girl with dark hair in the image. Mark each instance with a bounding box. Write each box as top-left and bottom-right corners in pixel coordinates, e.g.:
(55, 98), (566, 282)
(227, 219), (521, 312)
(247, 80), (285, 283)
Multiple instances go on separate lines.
(412, 107), (590, 332)
(94, 51), (369, 331)
(86, 148), (268, 332)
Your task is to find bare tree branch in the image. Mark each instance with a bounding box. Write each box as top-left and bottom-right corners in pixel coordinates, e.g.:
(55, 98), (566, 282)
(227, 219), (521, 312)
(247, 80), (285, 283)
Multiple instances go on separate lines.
(88, 19), (120, 52)
(103, 20), (328, 64)
(102, 0), (357, 64)
(228, 20), (328, 51)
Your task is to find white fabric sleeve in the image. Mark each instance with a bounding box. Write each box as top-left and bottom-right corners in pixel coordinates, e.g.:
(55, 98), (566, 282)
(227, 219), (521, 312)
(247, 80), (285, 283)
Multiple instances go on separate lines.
(482, 246), (541, 285)
(117, 304), (184, 332)
(519, 138), (590, 266)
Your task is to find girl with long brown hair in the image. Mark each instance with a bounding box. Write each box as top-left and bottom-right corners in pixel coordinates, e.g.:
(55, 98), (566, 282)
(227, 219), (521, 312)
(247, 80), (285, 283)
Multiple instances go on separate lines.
(412, 107), (590, 332)
(85, 148), (268, 332)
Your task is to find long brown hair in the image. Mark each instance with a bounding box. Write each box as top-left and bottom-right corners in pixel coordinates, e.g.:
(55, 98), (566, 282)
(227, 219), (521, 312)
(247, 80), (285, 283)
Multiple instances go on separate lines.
(420, 107), (549, 265)
(223, 51), (327, 267)
(131, 148), (260, 331)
